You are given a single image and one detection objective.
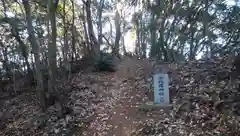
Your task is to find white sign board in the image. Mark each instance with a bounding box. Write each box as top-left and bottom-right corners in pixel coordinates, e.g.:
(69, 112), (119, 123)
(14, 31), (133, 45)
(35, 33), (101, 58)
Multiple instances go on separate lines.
(153, 73), (170, 104)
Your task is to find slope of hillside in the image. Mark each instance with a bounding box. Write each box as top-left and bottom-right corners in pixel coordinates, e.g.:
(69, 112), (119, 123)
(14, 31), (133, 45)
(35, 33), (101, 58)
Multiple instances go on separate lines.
(1, 57), (240, 136)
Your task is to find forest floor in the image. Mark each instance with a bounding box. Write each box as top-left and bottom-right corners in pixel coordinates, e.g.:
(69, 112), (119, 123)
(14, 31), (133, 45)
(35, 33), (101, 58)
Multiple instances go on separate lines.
(1, 57), (240, 136)
(74, 58), (158, 136)
(77, 57), (240, 136)
(80, 72), (158, 136)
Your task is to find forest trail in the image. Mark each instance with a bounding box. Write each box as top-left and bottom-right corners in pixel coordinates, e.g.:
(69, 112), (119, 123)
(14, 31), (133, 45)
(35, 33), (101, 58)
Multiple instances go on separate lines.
(74, 58), (173, 136)
(77, 59), (163, 136)
(79, 73), (145, 136)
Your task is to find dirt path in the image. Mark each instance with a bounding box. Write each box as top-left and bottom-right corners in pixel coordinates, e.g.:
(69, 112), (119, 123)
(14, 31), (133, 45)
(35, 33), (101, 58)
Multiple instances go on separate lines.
(79, 73), (153, 136)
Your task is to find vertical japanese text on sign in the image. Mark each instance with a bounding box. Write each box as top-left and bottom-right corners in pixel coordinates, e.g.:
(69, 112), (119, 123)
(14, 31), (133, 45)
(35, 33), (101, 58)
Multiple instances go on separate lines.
(153, 73), (170, 104)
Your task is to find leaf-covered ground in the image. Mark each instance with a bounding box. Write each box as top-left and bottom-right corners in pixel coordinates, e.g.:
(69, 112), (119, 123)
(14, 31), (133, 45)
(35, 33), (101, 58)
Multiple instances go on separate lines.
(1, 57), (240, 136)
(81, 57), (240, 136)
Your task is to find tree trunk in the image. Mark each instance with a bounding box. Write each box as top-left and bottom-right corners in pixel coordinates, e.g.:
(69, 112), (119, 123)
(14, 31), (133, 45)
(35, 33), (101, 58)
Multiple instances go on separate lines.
(114, 11), (121, 57)
(85, 0), (99, 57)
(139, 18), (146, 58)
(47, 0), (65, 117)
(159, 16), (168, 61)
(97, 0), (105, 44)
(71, 0), (76, 64)
(62, 0), (70, 77)
(47, 0), (57, 91)
(81, 6), (90, 55)
(204, 0), (211, 59)
(122, 21), (127, 55)
(149, 13), (157, 58)
(135, 18), (140, 57)
(189, 25), (195, 60)
(22, 0), (46, 111)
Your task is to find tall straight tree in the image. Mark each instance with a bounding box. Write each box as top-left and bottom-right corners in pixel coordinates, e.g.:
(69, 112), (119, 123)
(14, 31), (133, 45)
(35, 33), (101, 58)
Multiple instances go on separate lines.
(83, 0), (100, 57)
(22, 0), (46, 111)
(47, 0), (57, 93)
(114, 10), (121, 57)
(47, 0), (66, 117)
(97, 0), (105, 44)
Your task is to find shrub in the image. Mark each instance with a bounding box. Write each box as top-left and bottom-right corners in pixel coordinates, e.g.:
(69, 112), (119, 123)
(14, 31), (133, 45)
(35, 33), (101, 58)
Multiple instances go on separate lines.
(93, 52), (117, 72)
